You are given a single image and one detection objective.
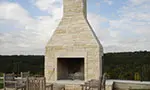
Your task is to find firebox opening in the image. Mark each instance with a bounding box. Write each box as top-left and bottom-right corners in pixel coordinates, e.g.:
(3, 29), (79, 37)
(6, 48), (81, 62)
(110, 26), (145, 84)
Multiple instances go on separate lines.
(57, 58), (84, 80)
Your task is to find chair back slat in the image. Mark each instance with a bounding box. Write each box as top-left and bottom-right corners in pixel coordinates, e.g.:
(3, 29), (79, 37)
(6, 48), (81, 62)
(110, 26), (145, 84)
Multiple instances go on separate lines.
(27, 77), (46, 90)
(89, 79), (100, 88)
(21, 71), (30, 78)
(4, 73), (15, 81)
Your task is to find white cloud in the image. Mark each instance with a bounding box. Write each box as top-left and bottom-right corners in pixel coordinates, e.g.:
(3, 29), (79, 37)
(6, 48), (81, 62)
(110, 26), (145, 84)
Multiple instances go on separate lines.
(0, 1), (62, 55)
(104, 0), (113, 5)
(34, 0), (56, 11)
(87, 13), (108, 40)
(107, 0), (150, 52)
(96, 2), (100, 7)
(87, 13), (118, 51)
(129, 0), (150, 6)
(33, 0), (62, 16)
(0, 2), (36, 27)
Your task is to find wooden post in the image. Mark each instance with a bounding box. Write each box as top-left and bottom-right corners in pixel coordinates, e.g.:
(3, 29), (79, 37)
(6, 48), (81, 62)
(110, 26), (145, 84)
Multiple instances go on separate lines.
(3, 73), (6, 90)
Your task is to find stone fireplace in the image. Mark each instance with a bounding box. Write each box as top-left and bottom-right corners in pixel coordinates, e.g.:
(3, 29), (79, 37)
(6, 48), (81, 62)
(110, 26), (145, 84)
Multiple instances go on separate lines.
(45, 0), (103, 83)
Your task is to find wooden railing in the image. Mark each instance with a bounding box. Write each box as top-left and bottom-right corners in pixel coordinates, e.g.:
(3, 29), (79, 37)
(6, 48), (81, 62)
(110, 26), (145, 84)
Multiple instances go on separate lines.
(113, 81), (150, 90)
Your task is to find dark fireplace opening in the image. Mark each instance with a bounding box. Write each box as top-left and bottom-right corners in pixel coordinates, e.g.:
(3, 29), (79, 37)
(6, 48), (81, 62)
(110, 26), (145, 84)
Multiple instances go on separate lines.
(57, 58), (84, 80)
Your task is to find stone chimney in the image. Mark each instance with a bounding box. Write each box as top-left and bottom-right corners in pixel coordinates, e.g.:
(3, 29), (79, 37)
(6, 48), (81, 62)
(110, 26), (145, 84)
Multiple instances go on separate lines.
(45, 0), (103, 83)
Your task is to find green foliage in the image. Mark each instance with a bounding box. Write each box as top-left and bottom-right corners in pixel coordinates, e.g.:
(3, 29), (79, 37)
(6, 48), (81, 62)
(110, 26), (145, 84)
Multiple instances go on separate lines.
(0, 84), (3, 89)
(104, 51), (150, 81)
(134, 72), (140, 80)
(0, 72), (3, 77)
(0, 55), (44, 75)
(0, 79), (3, 89)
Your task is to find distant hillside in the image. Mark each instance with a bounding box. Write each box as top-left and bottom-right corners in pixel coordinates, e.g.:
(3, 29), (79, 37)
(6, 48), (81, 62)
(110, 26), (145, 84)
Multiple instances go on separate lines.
(0, 55), (44, 75)
(104, 51), (150, 65)
(0, 51), (150, 80)
(104, 51), (150, 81)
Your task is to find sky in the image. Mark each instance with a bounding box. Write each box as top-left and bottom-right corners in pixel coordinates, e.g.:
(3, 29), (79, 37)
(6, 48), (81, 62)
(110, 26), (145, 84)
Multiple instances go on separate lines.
(0, 0), (150, 55)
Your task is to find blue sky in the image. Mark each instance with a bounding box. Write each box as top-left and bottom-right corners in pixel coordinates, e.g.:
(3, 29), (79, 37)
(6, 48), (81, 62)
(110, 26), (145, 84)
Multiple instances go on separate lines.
(0, 0), (150, 55)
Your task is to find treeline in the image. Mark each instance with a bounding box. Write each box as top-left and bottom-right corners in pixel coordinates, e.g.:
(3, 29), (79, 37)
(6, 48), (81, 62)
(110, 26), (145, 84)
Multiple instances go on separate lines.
(0, 55), (44, 75)
(104, 51), (150, 81)
(0, 51), (150, 80)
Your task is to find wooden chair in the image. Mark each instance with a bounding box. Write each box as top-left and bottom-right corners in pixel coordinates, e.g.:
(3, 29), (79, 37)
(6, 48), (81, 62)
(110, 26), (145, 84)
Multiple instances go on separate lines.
(101, 73), (107, 90)
(3, 73), (26, 90)
(81, 79), (100, 90)
(20, 71), (30, 87)
(81, 81), (90, 90)
(26, 77), (52, 90)
(51, 83), (65, 90)
(21, 71), (30, 79)
(81, 74), (107, 90)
